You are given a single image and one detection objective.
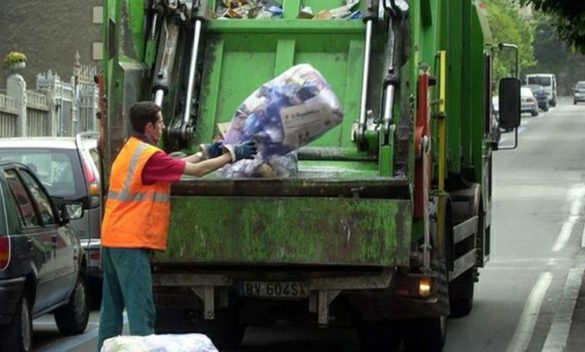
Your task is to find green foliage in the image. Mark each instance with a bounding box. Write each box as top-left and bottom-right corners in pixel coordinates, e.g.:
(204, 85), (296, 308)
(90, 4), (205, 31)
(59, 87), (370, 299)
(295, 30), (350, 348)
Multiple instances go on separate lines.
(3, 51), (27, 68)
(525, 12), (585, 95)
(483, 0), (536, 84)
(520, 0), (585, 53)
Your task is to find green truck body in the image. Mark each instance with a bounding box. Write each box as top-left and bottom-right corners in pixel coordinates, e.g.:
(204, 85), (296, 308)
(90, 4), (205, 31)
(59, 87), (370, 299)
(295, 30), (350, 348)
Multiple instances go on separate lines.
(101, 0), (519, 349)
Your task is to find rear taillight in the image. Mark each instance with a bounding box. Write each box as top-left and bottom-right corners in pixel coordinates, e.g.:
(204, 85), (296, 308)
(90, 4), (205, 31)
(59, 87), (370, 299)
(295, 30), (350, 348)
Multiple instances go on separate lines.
(0, 236), (10, 271)
(82, 161), (96, 183)
(81, 158), (101, 207)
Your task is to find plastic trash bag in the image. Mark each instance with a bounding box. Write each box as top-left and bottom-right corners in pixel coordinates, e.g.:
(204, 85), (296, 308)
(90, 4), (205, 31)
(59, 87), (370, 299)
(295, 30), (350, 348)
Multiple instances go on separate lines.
(101, 334), (218, 352)
(221, 152), (298, 178)
(222, 63), (343, 177)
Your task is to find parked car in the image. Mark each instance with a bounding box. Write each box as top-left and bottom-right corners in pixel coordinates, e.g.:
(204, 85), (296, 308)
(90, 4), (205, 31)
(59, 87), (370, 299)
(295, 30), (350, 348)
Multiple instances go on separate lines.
(0, 133), (103, 307)
(525, 84), (549, 111)
(573, 81), (585, 105)
(491, 96), (502, 141)
(0, 162), (89, 351)
(493, 95), (514, 132)
(521, 86), (539, 116)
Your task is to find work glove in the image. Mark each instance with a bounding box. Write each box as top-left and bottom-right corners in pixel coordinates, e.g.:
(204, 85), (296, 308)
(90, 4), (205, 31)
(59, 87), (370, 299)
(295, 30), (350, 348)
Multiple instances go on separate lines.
(199, 141), (224, 159)
(223, 141), (257, 162)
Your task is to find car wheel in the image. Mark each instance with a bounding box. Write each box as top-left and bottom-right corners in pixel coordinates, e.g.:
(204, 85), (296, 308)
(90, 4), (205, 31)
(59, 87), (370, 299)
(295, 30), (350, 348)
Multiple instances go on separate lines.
(54, 276), (90, 335)
(0, 297), (33, 352)
(574, 100), (578, 105)
(531, 109), (538, 116)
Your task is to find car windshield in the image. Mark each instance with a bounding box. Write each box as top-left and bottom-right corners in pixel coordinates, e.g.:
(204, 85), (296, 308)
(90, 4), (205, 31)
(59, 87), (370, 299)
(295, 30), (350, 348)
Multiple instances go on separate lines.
(527, 76), (551, 86)
(576, 82), (585, 89)
(0, 149), (83, 198)
(527, 85), (543, 93)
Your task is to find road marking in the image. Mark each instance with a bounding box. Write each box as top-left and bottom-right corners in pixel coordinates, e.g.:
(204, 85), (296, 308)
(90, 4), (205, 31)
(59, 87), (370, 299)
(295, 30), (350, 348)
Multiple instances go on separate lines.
(541, 266), (585, 352)
(581, 222), (585, 249)
(506, 272), (553, 352)
(552, 184), (585, 252)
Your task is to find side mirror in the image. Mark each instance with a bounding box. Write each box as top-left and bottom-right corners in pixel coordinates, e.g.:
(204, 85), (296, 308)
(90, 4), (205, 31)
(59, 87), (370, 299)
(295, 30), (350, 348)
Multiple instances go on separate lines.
(61, 202), (84, 221)
(499, 78), (521, 130)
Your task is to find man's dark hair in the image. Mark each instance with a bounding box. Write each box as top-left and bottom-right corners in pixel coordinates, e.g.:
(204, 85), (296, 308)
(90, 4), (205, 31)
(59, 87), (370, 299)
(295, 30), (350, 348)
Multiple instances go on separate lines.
(129, 101), (161, 132)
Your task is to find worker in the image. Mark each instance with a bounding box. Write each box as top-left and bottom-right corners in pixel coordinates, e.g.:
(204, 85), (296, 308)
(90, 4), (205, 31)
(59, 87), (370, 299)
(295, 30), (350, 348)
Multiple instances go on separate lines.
(96, 101), (256, 351)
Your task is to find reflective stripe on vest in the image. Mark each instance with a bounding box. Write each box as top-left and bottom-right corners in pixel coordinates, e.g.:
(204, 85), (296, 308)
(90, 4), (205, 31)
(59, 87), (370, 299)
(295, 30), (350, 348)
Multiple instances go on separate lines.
(107, 142), (170, 202)
(101, 137), (171, 250)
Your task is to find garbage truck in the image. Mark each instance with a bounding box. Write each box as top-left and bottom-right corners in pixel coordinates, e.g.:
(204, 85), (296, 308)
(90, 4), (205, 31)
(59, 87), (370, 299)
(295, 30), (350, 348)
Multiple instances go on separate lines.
(99, 0), (521, 350)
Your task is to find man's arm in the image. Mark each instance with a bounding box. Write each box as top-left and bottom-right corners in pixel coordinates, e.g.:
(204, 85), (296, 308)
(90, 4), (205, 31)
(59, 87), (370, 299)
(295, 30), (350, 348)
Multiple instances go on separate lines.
(181, 152), (205, 164)
(183, 153), (232, 177)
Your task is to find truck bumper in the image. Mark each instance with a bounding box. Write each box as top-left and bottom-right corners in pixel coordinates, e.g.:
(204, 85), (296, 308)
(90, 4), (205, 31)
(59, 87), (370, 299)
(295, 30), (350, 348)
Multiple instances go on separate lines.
(152, 268), (448, 326)
(82, 239), (102, 278)
(0, 277), (25, 325)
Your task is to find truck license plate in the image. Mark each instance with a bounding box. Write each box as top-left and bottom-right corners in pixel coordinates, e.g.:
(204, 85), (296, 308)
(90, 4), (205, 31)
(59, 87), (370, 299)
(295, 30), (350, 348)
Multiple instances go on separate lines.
(242, 281), (308, 298)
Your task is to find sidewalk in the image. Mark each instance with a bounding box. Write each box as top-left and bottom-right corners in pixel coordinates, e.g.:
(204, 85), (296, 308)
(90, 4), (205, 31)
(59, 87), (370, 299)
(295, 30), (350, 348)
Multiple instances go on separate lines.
(543, 250), (585, 352)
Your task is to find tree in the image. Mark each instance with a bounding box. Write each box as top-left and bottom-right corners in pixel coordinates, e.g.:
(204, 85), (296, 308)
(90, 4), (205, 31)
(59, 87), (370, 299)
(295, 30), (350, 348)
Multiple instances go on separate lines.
(520, 0), (585, 52)
(483, 0), (536, 83)
(526, 13), (585, 95)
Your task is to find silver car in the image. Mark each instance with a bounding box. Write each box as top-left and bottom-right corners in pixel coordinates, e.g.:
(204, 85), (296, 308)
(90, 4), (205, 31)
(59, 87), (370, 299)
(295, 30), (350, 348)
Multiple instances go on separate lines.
(574, 81), (585, 105)
(521, 86), (539, 116)
(0, 133), (103, 306)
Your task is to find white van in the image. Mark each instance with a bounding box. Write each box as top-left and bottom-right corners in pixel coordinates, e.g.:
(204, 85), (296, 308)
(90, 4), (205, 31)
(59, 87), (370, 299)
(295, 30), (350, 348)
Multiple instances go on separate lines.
(525, 73), (557, 107)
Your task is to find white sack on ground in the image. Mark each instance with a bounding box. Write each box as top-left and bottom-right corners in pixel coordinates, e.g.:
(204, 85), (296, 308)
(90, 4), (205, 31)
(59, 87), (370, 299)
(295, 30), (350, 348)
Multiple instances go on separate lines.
(101, 333), (219, 352)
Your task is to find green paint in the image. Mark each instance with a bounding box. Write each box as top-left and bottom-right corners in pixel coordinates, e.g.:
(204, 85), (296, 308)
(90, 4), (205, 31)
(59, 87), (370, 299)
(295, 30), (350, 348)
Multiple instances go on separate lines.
(104, 0), (498, 273)
(157, 197), (411, 266)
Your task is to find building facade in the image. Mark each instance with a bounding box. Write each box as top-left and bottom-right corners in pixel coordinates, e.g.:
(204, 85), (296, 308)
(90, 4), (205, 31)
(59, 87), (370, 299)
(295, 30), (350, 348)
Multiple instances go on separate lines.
(0, 0), (103, 83)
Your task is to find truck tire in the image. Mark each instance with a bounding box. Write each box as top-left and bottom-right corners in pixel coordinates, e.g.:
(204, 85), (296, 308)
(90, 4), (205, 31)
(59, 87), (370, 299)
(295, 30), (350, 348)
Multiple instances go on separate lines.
(199, 310), (246, 351)
(402, 316), (446, 352)
(449, 269), (475, 318)
(155, 307), (197, 333)
(356, 320), (402, 352)
(0, 297), (33, 352)
(54, 276), (90, 335)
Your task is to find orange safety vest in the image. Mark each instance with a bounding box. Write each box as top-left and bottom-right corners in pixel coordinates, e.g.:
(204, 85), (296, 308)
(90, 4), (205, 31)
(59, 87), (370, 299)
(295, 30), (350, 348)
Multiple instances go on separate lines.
(101, 136), (171, 250)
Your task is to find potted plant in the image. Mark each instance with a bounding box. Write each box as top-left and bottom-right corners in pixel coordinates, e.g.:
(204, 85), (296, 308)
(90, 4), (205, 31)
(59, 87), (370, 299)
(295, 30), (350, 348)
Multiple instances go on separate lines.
(3, 51), (27, 72)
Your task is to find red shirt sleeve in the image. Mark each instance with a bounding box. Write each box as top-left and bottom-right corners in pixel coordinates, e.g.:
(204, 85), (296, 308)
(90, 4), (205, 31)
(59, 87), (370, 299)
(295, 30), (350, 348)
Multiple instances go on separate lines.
(142, 151), (187, 185)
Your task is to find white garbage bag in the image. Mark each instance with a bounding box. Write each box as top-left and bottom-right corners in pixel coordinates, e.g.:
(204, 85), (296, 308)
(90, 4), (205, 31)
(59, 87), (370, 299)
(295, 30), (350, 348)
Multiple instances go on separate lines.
(222, 63), (343, 177)
(101, 334), (219, 352)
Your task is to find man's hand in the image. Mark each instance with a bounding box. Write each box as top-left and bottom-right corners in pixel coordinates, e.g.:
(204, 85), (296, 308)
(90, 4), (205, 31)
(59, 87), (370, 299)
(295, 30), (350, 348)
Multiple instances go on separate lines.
(223, 141), (257, 162)
(199, 141), (224, 159)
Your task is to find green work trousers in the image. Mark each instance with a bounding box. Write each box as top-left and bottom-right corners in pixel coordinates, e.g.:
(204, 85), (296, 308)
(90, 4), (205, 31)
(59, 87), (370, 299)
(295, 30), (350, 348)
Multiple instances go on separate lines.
(97, 248), (156, 352)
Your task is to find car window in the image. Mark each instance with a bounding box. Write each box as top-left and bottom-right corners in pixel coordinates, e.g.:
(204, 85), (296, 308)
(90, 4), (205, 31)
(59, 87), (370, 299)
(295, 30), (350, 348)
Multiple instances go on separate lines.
(19, 170), (56, 225)
(1, 180), (23, 234)
(576, 82), (585, 89)
(4, 169), (40, 228)
(527, 76), (551, 86)
(0, 149), (84, 198)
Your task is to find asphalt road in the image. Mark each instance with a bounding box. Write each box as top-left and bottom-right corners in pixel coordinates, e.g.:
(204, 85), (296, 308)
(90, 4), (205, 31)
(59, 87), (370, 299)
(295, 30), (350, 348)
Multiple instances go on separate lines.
(33, 97), (585, 351)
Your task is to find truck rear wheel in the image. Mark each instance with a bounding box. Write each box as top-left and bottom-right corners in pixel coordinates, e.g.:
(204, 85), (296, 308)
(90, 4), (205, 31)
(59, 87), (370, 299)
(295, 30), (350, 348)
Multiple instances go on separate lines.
(199, 308), (246, 352)
(356, 320), (402, 352)
(449, 269), (475, 318)
(402, 316), (446, 352)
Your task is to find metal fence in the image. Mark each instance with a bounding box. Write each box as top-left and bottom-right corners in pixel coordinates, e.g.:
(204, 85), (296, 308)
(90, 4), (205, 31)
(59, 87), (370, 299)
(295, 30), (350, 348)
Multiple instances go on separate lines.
(0, 63), (98, 138)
